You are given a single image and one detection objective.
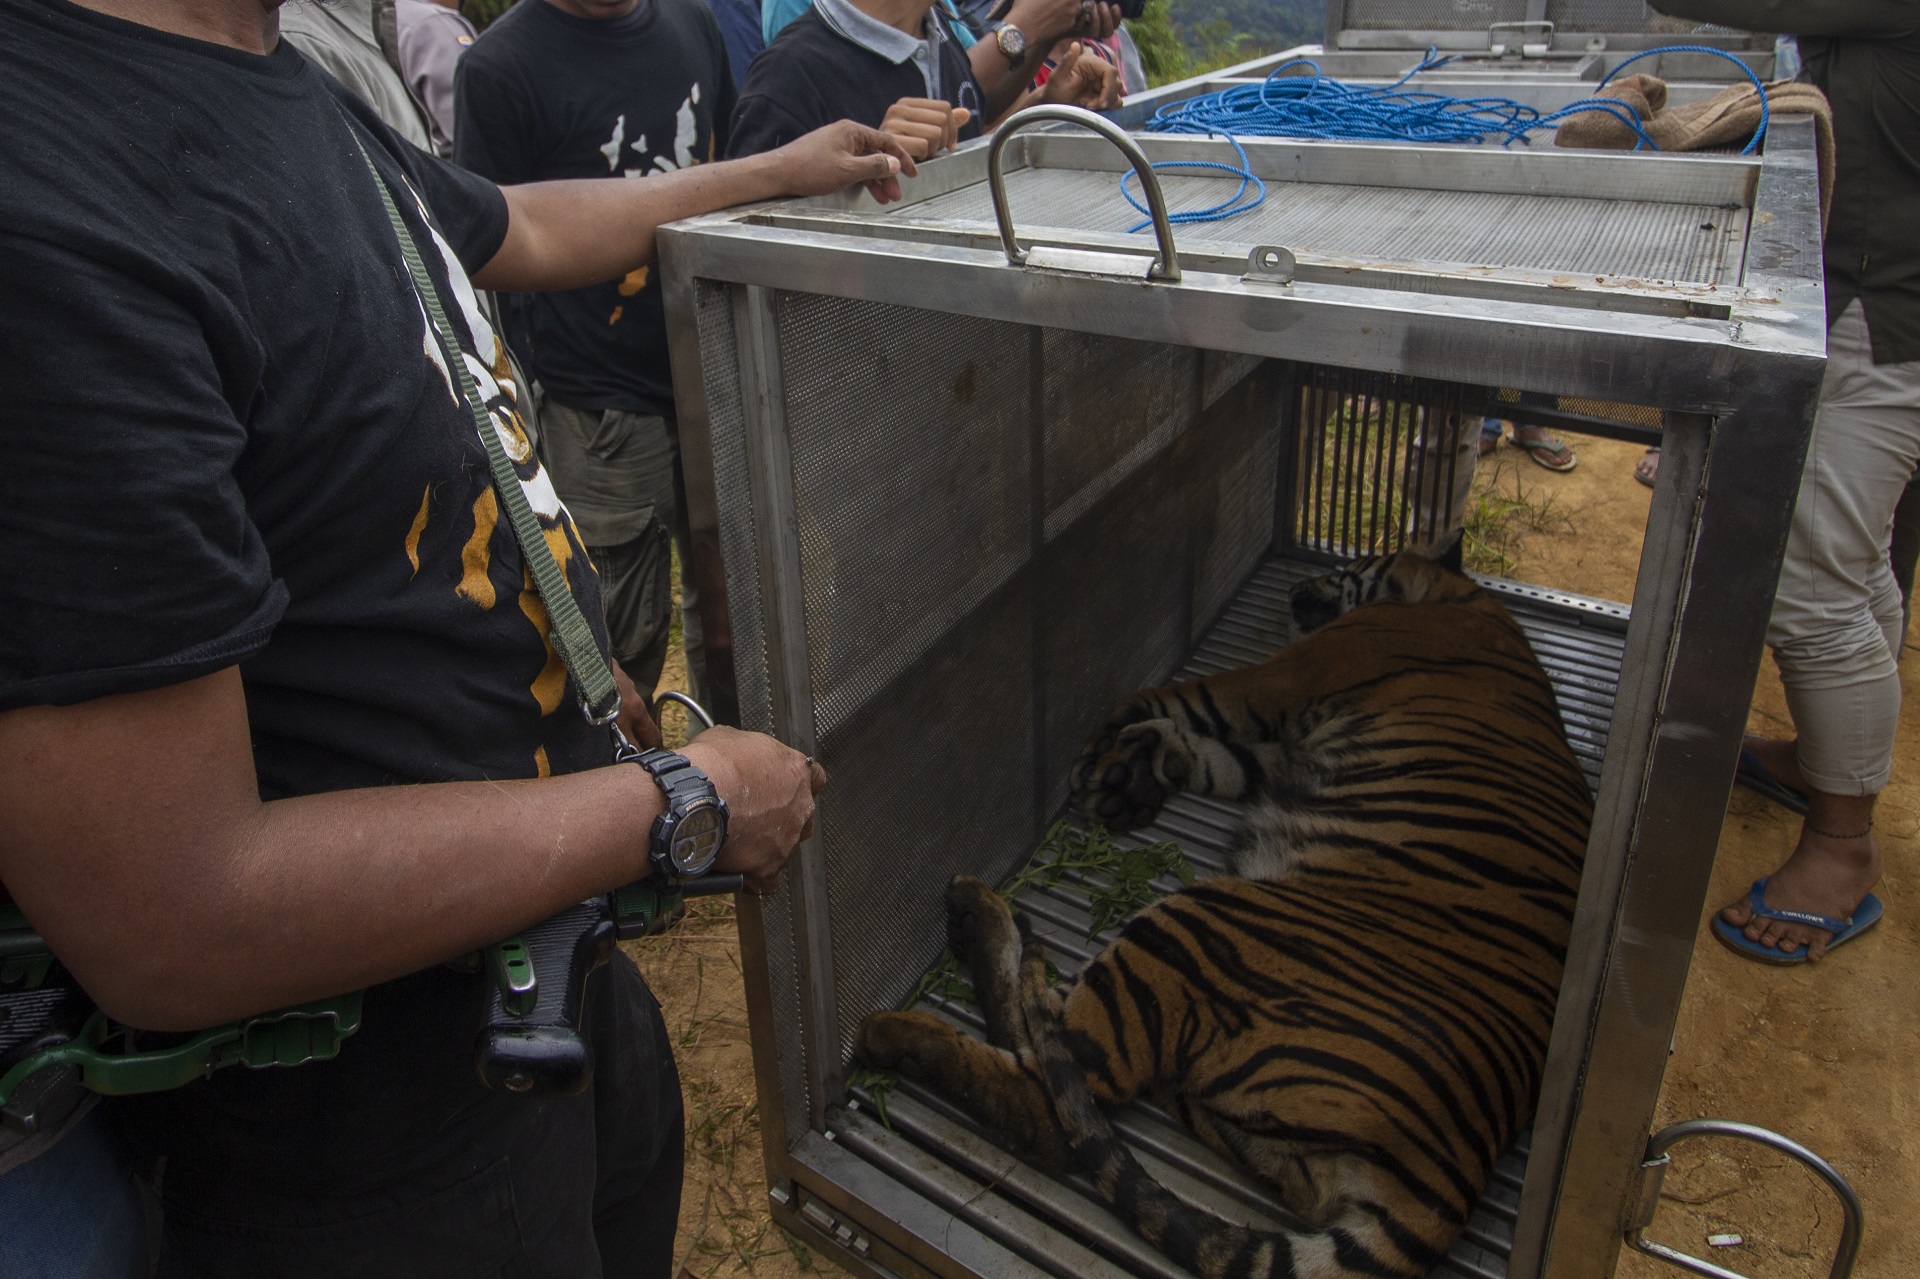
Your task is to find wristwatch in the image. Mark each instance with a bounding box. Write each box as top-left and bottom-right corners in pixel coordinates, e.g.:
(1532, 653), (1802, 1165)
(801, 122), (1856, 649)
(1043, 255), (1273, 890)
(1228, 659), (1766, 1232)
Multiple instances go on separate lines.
(626, 748), (729, 881)
(989, 20), (1026, 60)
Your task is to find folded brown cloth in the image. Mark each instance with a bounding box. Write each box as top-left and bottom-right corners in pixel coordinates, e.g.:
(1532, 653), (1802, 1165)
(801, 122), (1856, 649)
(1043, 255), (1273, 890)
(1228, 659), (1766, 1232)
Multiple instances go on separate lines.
(1556, 76), (1835, 228)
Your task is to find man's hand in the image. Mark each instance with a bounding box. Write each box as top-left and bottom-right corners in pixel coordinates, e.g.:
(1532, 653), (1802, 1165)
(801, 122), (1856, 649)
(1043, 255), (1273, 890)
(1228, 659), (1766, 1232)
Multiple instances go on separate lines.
(1006, 0), (1121, 45)
(682, 726), (827, 895)
(879, 98), (973, 162)
(0, 667), (825, 1029)
(761, 119), (920, 205)
(610, 659), (663, 750)
(1041, 41), (1122, 111)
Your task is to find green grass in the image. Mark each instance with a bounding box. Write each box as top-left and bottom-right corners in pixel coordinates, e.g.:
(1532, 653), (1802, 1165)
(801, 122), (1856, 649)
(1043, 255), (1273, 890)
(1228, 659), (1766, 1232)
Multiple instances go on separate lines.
(1461, 452), (1576, 577)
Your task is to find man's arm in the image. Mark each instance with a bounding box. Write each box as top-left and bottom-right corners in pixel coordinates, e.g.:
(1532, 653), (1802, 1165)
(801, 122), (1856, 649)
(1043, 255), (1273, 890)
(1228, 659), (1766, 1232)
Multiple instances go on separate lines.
(473, 120), (914, 292)
(1651, 0), (1916, 37)
(968, 0), (1120, 124)
(0, 668), (819, 1031)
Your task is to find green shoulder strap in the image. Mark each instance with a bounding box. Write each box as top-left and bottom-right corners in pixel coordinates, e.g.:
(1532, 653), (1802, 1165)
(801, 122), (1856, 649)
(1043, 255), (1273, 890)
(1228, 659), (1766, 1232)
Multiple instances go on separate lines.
(348, 132), (621, 724)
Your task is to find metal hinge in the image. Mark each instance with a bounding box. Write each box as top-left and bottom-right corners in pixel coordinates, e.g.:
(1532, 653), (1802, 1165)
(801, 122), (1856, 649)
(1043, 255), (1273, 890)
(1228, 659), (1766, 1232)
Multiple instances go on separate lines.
(1626, 1119), (1862, 1279)
(786, 1189), (873, 1258)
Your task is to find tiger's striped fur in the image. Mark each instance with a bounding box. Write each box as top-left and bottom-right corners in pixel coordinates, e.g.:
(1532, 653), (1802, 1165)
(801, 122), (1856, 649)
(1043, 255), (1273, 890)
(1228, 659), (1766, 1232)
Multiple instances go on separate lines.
(854, 552), (1592, 1278)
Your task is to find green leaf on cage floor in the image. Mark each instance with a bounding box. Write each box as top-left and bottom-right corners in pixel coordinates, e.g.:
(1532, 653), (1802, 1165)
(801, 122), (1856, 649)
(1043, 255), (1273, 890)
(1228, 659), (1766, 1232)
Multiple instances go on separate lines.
(847, 1065), (898, 1131)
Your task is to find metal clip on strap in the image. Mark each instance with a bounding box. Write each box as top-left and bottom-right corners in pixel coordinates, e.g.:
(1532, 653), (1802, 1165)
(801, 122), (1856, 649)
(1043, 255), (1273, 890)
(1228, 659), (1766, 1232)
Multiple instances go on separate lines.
(986, 105), (1182, 283)
(348, 132), (621, 724)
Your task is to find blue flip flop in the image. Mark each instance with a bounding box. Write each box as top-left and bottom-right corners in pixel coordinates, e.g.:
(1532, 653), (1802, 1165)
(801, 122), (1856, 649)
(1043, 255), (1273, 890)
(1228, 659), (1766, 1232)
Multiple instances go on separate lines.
(1735, 743), (1811, 816)
(1712, 877), (1884, 965)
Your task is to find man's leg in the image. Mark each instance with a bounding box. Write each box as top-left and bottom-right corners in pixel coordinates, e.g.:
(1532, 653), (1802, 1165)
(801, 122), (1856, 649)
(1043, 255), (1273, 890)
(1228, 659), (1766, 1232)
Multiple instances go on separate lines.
(1727, 302), (1920, 958)
(590, 521), (676, 697)
(590, 954), (686, 1279)
(538, 403), (680, 695)
(0, 1105), (149, 1279)
(1888, 473), (1920, 643)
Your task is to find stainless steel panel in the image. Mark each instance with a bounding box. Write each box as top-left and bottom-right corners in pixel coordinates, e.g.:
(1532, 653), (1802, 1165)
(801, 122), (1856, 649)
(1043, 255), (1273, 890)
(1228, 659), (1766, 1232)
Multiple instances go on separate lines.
(656, 107), (1823, 1279)
(908, 168), (1742, 284)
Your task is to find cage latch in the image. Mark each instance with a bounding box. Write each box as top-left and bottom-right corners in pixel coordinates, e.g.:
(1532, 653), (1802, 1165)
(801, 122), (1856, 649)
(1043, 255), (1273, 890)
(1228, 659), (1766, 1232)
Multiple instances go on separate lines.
(794, 1190), (872, 1257)
(1625, 1119), (1863, 1279)
(1243, 245), (1296, 286)
(1488, 19), (1554, 57)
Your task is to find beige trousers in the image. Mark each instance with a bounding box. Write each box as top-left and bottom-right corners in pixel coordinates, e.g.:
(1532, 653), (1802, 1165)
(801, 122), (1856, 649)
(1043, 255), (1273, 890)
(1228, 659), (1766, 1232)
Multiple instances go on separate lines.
(1768, 301), (1920, 795)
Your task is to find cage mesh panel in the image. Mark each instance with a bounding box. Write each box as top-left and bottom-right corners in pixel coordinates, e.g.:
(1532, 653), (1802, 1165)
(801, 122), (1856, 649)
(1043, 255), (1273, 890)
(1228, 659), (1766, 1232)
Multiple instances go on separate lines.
(1203, 350), (1265, 413)
(1293, 365), (1484, 558)
(816, 580), (1039, 1064)
(1039, 363), (1285, 816)
(1342, 0), (1664, 31)
(776, 294), (1034, 740)
(1546, 0), (1654, 30)
(1040, 333), (1197, 539)
(1192, 374), (1283, 649)
(693, 280), (809, 1146)
(1556, 397), (1664, 429)
(1343, 0), (1524, 30)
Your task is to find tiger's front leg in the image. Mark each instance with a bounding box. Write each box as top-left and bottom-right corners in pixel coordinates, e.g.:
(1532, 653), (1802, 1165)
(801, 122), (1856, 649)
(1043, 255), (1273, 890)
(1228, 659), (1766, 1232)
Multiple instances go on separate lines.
(853, 878), (1072, 1169)
(1069, 681), (1267, 830)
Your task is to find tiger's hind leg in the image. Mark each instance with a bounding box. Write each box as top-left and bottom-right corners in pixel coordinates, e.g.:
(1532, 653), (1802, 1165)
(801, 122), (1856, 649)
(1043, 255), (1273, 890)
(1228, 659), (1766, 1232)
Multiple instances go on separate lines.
(853, 877), (1072, 1168)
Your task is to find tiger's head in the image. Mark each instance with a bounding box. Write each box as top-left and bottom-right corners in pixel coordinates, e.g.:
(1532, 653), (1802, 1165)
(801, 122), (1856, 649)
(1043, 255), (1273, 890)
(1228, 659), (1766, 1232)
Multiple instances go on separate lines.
(1288, 550), (1479, 636)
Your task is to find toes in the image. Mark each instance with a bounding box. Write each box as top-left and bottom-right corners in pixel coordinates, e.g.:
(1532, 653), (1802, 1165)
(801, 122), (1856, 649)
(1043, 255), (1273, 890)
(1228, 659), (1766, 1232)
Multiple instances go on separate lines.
(1721, 902), (1751, 928)
(1103, 762), (1129, 788)
(1096, 792), (1126, 820)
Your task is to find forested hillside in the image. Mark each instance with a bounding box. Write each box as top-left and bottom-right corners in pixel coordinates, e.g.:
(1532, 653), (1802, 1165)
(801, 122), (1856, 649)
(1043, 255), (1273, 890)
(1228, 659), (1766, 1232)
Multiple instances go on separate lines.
(1170, 0), (1321, 56)
(1130, 0), (1323, 85)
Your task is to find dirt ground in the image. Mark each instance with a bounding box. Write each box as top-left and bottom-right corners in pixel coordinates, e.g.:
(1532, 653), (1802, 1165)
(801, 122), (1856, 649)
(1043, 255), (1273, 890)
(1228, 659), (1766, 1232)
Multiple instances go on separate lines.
(636, 430), (1917, 1279)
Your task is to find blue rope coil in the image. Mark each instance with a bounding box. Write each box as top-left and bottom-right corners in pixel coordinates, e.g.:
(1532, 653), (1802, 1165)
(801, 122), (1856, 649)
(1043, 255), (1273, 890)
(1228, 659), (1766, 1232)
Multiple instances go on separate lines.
(1121, 43), (1770, 230)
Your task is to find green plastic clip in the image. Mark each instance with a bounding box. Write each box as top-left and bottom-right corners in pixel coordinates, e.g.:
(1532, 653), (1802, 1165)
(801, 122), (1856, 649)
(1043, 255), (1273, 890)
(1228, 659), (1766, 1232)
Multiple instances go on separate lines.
(0, 993), (365, 1108)
(486, 936), (538, 1017)
(612, 882), (685, 941)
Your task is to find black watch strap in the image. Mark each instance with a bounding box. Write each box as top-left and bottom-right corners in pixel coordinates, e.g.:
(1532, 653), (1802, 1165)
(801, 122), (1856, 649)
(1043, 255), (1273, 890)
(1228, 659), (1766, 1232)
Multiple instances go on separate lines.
(628, 747), (712, 800)
(624, 748), (726, 881)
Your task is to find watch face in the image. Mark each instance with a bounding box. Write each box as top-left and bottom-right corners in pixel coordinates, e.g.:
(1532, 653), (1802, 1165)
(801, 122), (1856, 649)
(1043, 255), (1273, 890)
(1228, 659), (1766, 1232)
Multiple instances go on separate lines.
(669, 805), (724, 876)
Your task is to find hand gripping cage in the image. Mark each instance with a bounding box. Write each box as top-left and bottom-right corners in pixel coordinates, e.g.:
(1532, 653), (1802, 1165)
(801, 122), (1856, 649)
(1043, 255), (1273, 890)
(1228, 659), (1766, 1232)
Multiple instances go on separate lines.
(659, 51), (1828, 1279)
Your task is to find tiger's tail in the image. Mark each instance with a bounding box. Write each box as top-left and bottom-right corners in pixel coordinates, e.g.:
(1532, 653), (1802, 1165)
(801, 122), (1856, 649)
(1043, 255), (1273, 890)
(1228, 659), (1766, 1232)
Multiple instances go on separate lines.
(1016, 947), (1413, 1279)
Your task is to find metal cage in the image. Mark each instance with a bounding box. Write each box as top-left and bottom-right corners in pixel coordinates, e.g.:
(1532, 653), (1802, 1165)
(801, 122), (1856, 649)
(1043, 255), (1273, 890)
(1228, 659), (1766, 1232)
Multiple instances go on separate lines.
(660, 55), (1825, 1279)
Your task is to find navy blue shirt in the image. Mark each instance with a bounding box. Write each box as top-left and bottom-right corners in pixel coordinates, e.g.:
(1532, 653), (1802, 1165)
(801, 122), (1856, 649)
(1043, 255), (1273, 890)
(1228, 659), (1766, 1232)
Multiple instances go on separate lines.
(728, 1), (983, 157)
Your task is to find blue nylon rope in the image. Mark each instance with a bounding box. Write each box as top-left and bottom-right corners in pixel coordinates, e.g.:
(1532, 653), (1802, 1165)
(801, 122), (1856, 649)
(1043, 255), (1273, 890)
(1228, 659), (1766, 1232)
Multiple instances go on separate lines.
(1120, 44), (1769, 231)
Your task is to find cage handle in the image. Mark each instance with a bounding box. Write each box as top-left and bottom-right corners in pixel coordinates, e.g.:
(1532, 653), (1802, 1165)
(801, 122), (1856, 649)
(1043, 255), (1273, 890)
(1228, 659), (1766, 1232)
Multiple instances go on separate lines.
(987, 105), (1182, 283)
(1627, 1119), (1862, 1279)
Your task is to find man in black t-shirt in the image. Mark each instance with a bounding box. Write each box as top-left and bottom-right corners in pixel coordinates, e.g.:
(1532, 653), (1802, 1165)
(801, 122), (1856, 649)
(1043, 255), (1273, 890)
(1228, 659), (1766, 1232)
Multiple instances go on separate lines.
(457, 0), (738, 705)
(0, 0), (913, 1272)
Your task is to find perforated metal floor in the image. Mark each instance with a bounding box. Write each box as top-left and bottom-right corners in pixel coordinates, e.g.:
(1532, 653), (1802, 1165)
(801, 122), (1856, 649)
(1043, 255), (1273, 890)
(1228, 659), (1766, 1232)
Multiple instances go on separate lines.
(837, 555), (1627, 1279)
(901, 166), (1747, 284)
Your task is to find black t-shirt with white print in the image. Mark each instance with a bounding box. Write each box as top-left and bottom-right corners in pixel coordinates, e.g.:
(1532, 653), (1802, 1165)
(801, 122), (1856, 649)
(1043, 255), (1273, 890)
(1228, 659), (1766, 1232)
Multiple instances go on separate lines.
(455, 0), (736, 417)
(0, 0), (616, 1189)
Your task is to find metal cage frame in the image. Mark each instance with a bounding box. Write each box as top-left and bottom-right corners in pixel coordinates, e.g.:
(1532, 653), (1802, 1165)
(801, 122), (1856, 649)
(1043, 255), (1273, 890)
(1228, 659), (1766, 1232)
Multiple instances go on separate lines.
(659, 102), (1826, 1279)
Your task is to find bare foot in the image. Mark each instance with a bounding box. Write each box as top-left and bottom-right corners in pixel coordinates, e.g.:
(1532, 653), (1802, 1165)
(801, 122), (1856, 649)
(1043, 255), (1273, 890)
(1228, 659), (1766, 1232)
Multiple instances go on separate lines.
(1721, 744), (1880, 959)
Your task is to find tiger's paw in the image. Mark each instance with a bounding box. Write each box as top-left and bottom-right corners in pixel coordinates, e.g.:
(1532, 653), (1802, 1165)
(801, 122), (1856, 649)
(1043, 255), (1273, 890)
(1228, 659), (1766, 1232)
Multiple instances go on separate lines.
(854, 1010), (963, 1079)
(1070, 717), (1192, 831)
(944, 875), (1020, 967)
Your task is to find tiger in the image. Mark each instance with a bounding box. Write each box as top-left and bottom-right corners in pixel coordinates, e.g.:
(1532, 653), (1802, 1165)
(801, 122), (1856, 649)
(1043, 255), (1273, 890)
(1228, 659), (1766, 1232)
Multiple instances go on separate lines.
(854, 550), (1593, 1279)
